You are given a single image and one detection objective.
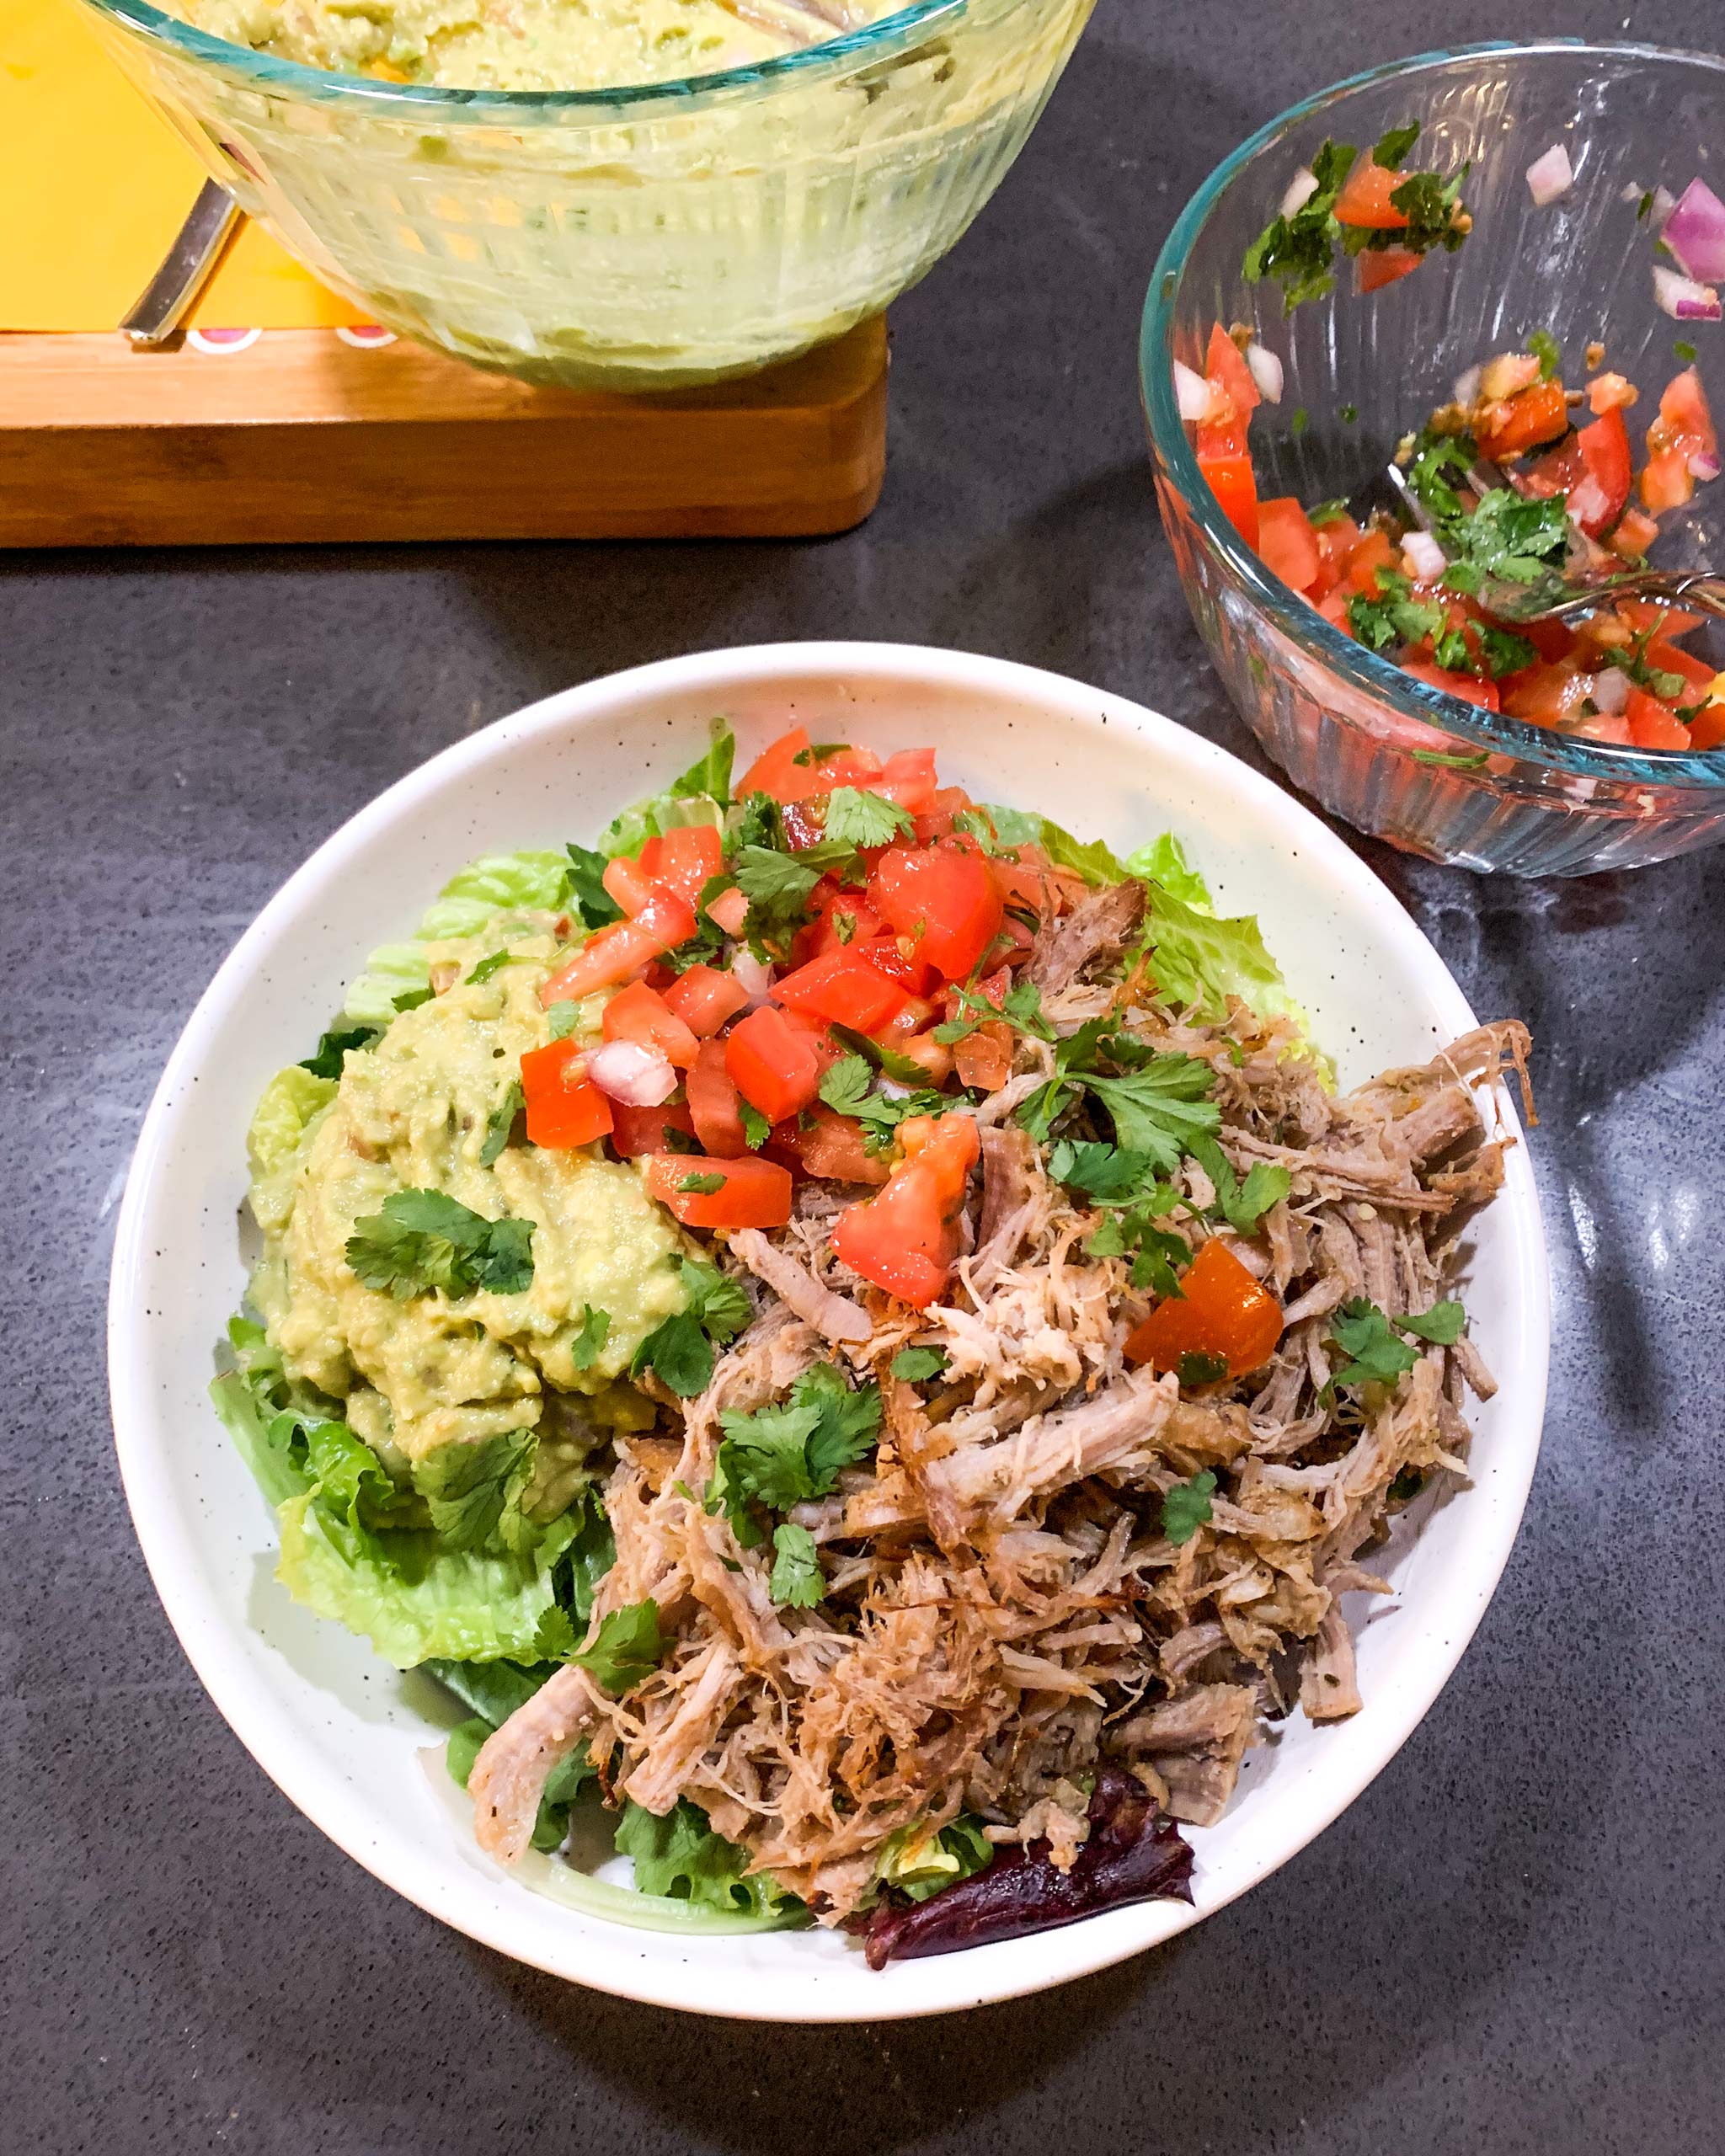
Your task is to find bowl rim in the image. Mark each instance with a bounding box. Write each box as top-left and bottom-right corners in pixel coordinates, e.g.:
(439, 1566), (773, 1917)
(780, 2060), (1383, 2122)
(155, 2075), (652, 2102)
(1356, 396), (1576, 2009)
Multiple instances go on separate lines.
(106, 639), (1551, 2021)
(78, 0), (972, 120)
(1140, 35), (1725, 791)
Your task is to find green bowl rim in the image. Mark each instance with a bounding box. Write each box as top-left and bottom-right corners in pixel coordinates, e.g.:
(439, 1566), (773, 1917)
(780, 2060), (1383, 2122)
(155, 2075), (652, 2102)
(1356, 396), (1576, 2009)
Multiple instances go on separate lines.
(1141, 35), (1725, 791)
(77, 0), (972, 119)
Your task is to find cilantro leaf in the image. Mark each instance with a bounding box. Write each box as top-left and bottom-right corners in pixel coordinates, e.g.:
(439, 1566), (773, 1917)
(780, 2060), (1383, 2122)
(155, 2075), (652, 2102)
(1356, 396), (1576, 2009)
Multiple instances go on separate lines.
(392, 987), (435, 1013)
(798, 1365), (884, 1487)
(1327, 1298), (1420, 1389)
(569, 1303), (611, 1372)
(413, 1427), (537, 1553)
(1162, 1469), (1216, 1545)
(565, 842), (624, 931)
(1243, 136), (1358, 310)
(631, 1312), (715, 1399)
(1444, 488), (1571, 587)
(891, 1347), (949, 1383)
(824, 787), (914, 847)
(572, 1598), (670, 1694)
(344, 1190), (535, 1300)
(818, 1048), (953, 1150)
(1527, 328), (1561, 380)
(1347, 568), (1447, 655)
(1176, 1351), (1230, 1390)
(768, 1521), (824, 1608)
(708, 1368), (881, 1540)
(817, 1051), (874, 1119)
(678, 1171), (727, 1195)
(466, 947), (519, 985)
(1480, 624), (1539, 680)
(827, 1022), (932, 1085)
(739, 1102), (772, 1150)
(1398, 1298), (1466, 1345)
(546, 998), (583, 1040)
(478, 1078), (524, 1167)
(1048, 1138), (1162, 1204)
(299, 1024), (379, 1080)
(1188, 1137), (1290, 1235)
(1384, 165), (1471, 254)
(1081, 1054), (1222, 1173)
(678, 1257), (752, 1342)
(934, 976), (1052, 1048)
(1373, 121), (1420, 170)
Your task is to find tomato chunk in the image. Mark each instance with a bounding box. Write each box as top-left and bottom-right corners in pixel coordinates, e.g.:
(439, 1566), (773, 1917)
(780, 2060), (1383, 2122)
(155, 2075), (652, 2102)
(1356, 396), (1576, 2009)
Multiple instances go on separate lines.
(1475, 380), (1568, 463)
(660, 962), (749, 1039)
(540, 889), (697, 1005)
(601, 979), (700, 1070)
(1197, 449), (1259, 547)
(1355, 245), (1422, 293)
(607, 1099), (697, 1158)
(601, 851), (659, 918)
(786, 1103), (890, 1187)
(869, 843), (1004, 985)
(724, 1004), (826, 1124)
(641, 823), (725, 905)
(1333, 159), (1408, 229)
(953, 1020), (1013, 1091)
(872, 747), (941, 814)
(641, 1152), (793, 1230)
(829, 1113), (980, 1308)
(1625, 687), (1691, 750)
(1401, 658), (1501, 712)
(1205, 322), (1260, 416)
(1123, 1237), (1283, 1380)
(1256, 496), (1322, 594)
(1574, 406), (1632, 536)
(686, 1038), (750, 1158)
(736, 727), (818, 803)
(520, 1038), (614, 1149)
(773, 947), (908, 1033)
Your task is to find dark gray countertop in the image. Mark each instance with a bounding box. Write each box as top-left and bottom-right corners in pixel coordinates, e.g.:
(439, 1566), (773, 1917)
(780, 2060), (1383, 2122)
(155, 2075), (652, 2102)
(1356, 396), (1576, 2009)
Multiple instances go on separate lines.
(8, 2), (1723, 2148)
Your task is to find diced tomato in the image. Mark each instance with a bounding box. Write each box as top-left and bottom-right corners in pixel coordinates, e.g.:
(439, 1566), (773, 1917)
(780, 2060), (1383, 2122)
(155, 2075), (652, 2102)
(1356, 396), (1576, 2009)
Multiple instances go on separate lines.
(1625, 687), (1692, 750)
(815, 746), (885, 789)
(1616, 600), (1703, 639)
(892, 1031), (955, 1085)
(1476, 380), (1568, 463)
(1197, 450), (1259, 547)
(829, 1113), (980, 1308)
(773, 947), (908, 1033)
(878, 991), (938, 1042)
(1318, 587), (1354, 632)
(911, 785), (977, 845)
(1689, 701), (1725, 750)
(779, 799), (827, 851)
(1650, 365), (1717, 462)
(607, 1098), (697, 1158)
(1356, 245), (1423, 293)
(1204, 322), (1260, 416)
(1587, 372), (1637, 415)
(787, 1103), (890, 1187)
(1520, 431), (1584, 501)
(686, 1038), (750, 1158)
(953, 1020), (1014, 1091)
(1123, 1236), (1284, 1380)
(706, 885), (750, 937)
(849, 933), (937, 998)
(1642, 448), (1694, 514)
(601, 851), (658, 918)
(520, 1038), (614, 1149)
(1311, 511), (1364, 596)
(639, 824), (725, 905)
(1333, 159), (1408, 229)
(724, 1003), (826, 1124)
(869, 844), (1004, 985)
(1256, 495), (1322, 593)
(1341, 527), (1398, 596)
(601, 979), (701, 1070)
(872, 747), (941, 814)
(795, 886), (888, 967)
(640, 1151), (793, 1231)
(660, 962), (750, 1039)
(1573, 407), (1632, 537)
(1503, 661), (1594, 726)
(736, 727), (817, 803)
(540, 888), (697, 1005)
(1401, 657), (1501, 712)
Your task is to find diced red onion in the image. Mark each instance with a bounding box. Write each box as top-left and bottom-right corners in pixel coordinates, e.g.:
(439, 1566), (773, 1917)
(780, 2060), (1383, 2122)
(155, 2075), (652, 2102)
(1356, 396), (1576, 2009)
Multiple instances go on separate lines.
(1620, 179), (1646, 205)
(1400, 531), (1448, 582)
(1244, 343), (1284, 404)
(1525, 142), (1573, 207)
(1172, 359), (1212, 423)
(1567, 476), (1612, 531)
(1280, 165), (1319, 218)
(1653, 184), (1678, 227)
(1452, 363), (1482, 406)
(1689, 450), (1722, 481)
(707, 884), (749, 937)
(587, 1038), (676, 1107)
(1590, 667), (1630, 715)
(730, 949), (774, 1001)
(1663, 178), (1725, 283)
(1653, 264), (1722, 321)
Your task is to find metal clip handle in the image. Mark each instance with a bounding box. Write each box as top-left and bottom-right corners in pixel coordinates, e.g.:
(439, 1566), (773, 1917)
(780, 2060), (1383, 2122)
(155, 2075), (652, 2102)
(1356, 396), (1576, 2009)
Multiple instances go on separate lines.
(120, 180), (244, 348)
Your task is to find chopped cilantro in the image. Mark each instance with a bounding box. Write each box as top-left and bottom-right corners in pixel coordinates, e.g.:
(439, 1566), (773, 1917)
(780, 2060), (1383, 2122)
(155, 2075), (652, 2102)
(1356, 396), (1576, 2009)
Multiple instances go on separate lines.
(1306, 497), (1349, 526)
(1327, 1297), (1419, 1389)
(1348, 569), (1446, 655)
(466, 947), (519, 985)
(1188, 1139), (1290, 1235)
(1372, 121), (1421, 170)
(1675, 338), (1698, 365)
(1176, 1351), (1230, 1389)
(1048, 1137), (1163, 1204)
(1480, 624), (1539, 679)
(1527, 328), (1561, 380)
(1242, 137), (1358, 310)
(817, 1053), (953, 1152)
(392, 988), (434, 1014)
(677, 1171), (726, 1195)
(824, 787), (914, 847)
(1398, 1298), (1467, 1344)
(1433, 624), (1475, 674)
(739, 1101), (772, 1150)
(891, 1347), (949, 1384)
(768, 1521), (824, 1609)
(662, 1124), (701, 1155)
(680, 1257), (752, 1340)
(569, 1303), (611, 1372)
(630, 1312), (715, 1398)
(478, 1078), (523, 1166)
(1162, 1469), (1216, 1545)
(707, 1367), (882, 1543)
(572, 1598), (670, 1694)
(546, 999), (582, 1040)
(299, 1024), (378, 1079)
(1411, 748), (1491, 770)
(933, 975), (1052, 1049)
(345, 1190), (535, 1300)
(826, 1022), (934, 1086)
(1339, 403), (1359, 424)
(565, 841), (624, 931)
(1637, 189), (1655, 221)
(1388, 1466), (1426, 1502)
(1290, 405), (1310, 436)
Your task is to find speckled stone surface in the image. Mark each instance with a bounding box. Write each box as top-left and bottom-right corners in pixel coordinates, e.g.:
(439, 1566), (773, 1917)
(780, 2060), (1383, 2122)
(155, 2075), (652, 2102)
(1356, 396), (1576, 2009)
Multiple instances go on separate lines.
(7, 2), (1724, 2148)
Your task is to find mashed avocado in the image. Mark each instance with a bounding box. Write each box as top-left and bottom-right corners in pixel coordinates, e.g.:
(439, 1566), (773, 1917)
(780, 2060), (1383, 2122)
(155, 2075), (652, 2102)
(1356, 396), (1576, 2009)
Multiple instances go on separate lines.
(245, 928), (686, 1507)
(165, 0), (893, 93)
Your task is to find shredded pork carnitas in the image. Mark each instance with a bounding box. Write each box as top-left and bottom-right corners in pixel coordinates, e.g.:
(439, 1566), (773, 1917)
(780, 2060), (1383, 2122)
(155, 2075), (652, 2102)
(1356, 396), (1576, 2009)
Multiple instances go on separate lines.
(470, 909), (1531, 1925)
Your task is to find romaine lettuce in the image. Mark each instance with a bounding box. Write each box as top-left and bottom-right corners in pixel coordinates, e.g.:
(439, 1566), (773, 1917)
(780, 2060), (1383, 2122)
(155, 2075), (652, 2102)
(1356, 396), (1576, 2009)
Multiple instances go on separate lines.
(343, 847), (576, 1027)
(615, 1797), (801, 1922)
(599, 720), (734, 861)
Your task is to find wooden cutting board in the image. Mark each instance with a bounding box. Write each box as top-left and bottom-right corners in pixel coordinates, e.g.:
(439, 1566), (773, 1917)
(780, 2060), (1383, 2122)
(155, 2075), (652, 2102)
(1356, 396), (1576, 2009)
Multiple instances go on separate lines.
(0, 317), (889, 547)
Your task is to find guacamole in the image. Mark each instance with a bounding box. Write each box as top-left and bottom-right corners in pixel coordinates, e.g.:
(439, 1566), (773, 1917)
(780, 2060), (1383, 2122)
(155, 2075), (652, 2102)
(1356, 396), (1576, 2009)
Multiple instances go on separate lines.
(245, 928), (686, 1502)
(165, 0), (895, 93)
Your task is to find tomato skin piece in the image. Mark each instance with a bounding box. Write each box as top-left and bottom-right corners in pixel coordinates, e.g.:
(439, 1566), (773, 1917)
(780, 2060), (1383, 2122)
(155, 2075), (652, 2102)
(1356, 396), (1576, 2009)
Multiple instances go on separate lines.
(829, 1113), (980, 1308)
(1256, 495), (1322, 594)
(520, 1038), (615, 1149)
(850, 934), (937, 998)
(1476, 380), (1568, 462)
(641, 1151), (793, 1230)
(687, 1038), (750, 1158)
(786, 1103), (890, 1186)
(1123, 1237), (1284, 1379)
(660, 962), (750, 1039)
(1625, 687), (1692, 750)
(1400, 658), (1501, 712)
(953, 1020), (1013, 1091)
(1196, 449), (1259, 547)
(1205, 322), (1260, 416)
(911, 786), (976, 844)
(773, 947), (909, 1032)
(1334, 159), (1408, 229)
(869, 845), (1004, 985)
(724, 1003), (826, 1124)
(607, 1098), (697, 1158)
(602, 978), (701, 1070)
(1355, 245), (1423, 293)
(540, 889), (697, 1005)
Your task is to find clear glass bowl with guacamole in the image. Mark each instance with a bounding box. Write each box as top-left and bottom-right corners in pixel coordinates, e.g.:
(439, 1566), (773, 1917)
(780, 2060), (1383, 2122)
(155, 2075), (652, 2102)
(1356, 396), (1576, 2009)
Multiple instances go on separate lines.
(77, 0), (1094, 391)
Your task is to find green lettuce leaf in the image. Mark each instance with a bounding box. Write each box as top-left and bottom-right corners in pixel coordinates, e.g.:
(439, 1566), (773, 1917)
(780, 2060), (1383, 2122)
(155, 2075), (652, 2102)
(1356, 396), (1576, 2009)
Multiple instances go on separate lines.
(342, 847), (574, 1026)
(430, 1658), (597, 1852)
(244, 1065), (338, 1233)
(1136, 879), (1305, 1027)
(599, 721), (735, 860)
(1123, 831), (1213, 910)
(615, 1798), (800, 1921)
(980, 805), (1126, 885)
(873, 1815), (995, 1903)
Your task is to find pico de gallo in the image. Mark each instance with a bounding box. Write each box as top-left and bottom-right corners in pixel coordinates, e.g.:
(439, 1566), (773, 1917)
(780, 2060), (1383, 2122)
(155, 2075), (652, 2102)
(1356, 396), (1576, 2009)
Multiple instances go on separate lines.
(1180, 318), (1725, 754)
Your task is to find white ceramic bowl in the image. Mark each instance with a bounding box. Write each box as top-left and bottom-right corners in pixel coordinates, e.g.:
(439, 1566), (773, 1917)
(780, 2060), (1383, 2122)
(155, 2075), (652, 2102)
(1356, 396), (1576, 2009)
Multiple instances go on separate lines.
(109, 643), (1550, 2021)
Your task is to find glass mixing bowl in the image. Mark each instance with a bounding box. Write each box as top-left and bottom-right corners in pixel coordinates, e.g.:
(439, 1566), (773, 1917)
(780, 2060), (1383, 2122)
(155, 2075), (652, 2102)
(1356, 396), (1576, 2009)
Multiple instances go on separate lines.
(1141, 40), (1725, 876)
(80, 0), (1092, 390)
